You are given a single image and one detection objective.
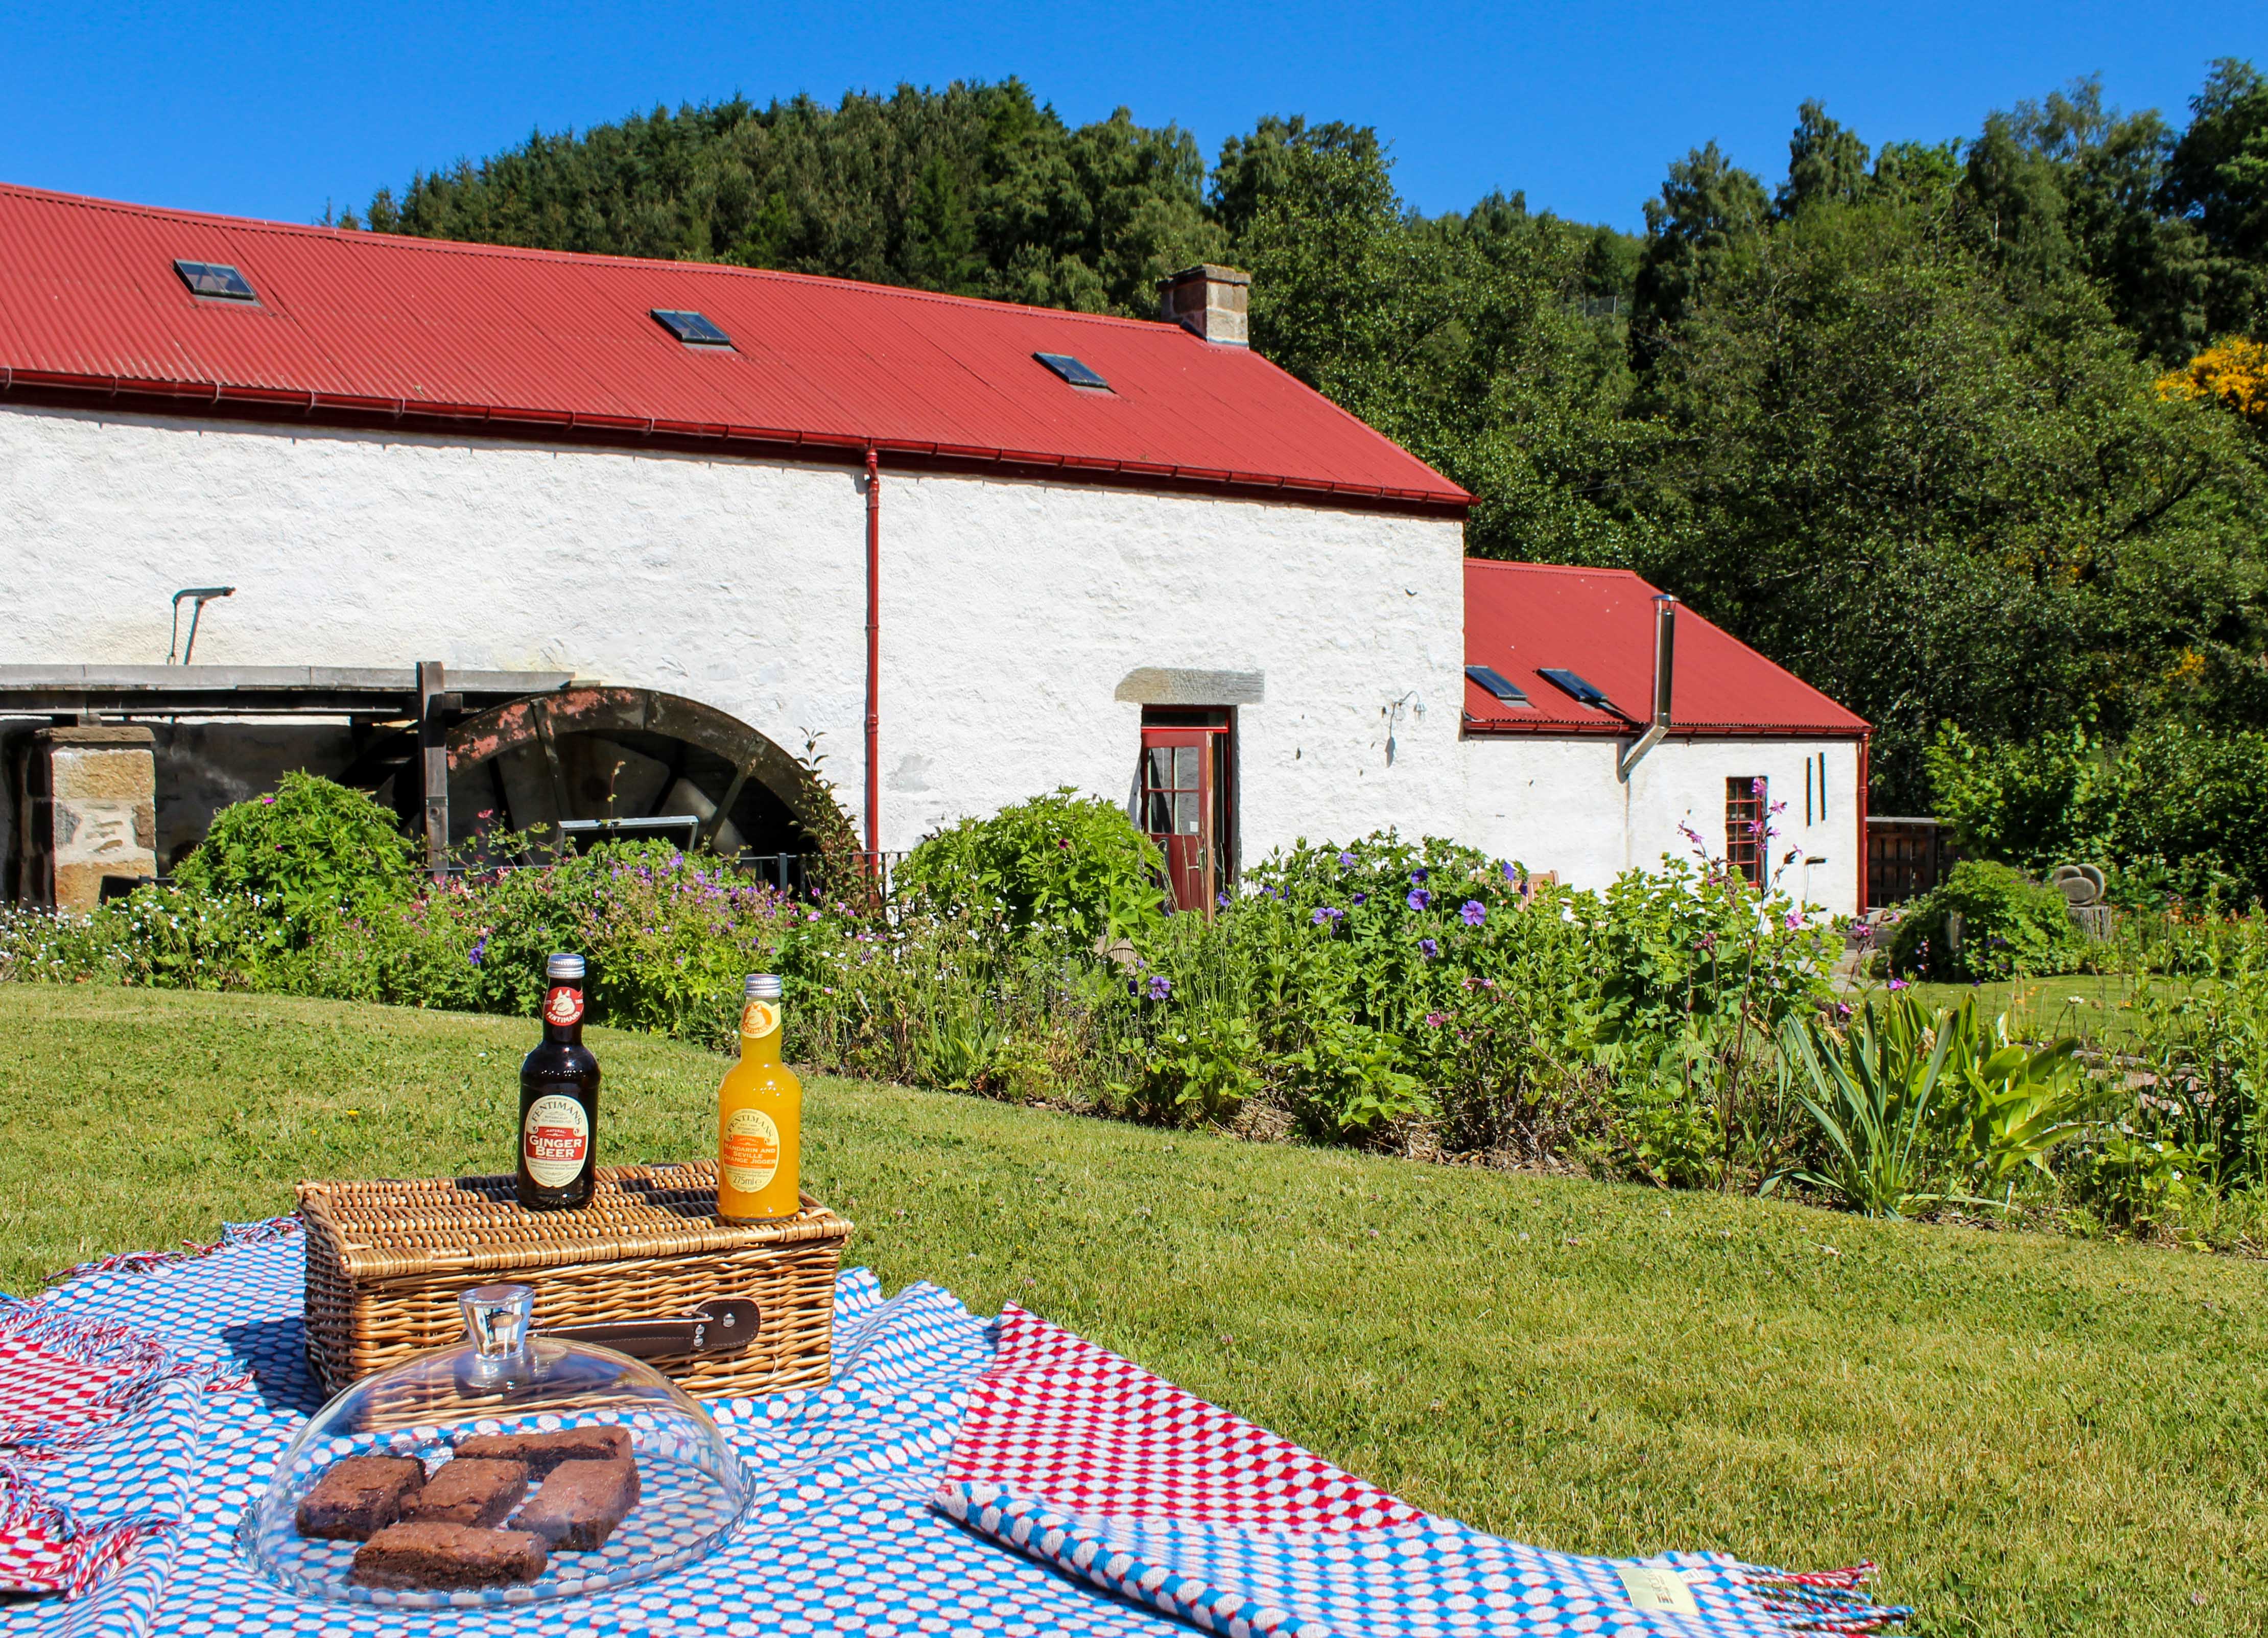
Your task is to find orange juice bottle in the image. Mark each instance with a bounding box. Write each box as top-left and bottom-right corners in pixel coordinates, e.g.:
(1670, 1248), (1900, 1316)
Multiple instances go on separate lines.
(717, 974), (802, 1221)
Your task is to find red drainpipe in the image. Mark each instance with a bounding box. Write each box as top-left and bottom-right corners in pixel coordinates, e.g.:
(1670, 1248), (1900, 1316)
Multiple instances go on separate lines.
(864, 448), (882, 859)
(1856, 733), (1871, 915)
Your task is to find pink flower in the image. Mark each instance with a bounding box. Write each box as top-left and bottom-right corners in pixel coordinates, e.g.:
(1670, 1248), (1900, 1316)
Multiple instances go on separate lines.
(1424, 1011), (1450, 1027)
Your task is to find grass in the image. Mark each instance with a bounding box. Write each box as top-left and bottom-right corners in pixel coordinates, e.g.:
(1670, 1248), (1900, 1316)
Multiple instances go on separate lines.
(1849, 972), (2178, 1050)
(5, 983), (2266, 1636)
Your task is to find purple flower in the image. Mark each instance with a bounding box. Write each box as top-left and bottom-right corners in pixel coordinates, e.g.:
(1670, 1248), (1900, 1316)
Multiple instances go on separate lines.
(1424, 1011), (1450, 1027)
(467, 936), (487, 967)
(1312, 906), (1345, 926)
(1410, 868), (1429, 883)
(1887, 978), (1908, 992)
(1352, 892), (1368, 906)
(1216, 890), (1230, 909)
(1146, 975), (1173, 1001)
(1407, 888), (1432, 911)
(1784, 912), (1804, 930)
(1338, 851), (1356, 868)
(1460, 900), (1485, 925)
(1501, 860), (1519, 884)
(1419, 937), (1438, 958)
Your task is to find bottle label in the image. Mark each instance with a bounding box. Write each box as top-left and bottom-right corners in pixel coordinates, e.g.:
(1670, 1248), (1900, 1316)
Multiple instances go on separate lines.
(721, 1107), (781, 1195)
(524, 1093), (589, 1187)
(739, 1000), (781, 1040)
(544, 985), (584, 1026)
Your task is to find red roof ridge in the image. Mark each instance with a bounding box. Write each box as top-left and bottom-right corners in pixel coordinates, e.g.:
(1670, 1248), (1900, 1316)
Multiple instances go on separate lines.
(0, 179), (1207, 338)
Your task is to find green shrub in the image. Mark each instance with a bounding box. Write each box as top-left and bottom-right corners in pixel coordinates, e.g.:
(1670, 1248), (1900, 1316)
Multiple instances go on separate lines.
(1887, 860), (2088, 980)
(1584, 854), (1839, 1042)
(896, 788), (1167, 945)
(1928, 721), (2268, 908)
(172, 772), (417, 935)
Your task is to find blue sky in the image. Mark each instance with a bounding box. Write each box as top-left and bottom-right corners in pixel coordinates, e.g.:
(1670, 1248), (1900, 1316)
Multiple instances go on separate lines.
(3, 2), (2261, 233)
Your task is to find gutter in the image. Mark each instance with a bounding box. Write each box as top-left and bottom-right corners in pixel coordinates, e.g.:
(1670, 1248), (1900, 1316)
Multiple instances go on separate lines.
(864, 448), (881, 859)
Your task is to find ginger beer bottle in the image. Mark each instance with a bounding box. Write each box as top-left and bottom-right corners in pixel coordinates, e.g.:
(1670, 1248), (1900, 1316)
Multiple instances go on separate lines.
(716, 974), (802, 1222)
(518, 952), (599, 1210)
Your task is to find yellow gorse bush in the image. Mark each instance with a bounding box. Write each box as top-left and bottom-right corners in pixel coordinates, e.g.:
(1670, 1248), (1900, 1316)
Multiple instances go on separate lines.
(2157, 336), (2268, 429)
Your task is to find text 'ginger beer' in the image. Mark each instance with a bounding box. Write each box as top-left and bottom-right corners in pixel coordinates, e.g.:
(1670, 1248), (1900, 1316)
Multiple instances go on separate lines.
(517, 952), (600, 1210)
(717, 973), (802, 1221)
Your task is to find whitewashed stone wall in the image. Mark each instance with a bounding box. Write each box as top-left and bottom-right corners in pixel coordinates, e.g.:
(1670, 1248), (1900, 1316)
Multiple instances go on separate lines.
(1462, 733), (1864, 916)
(0, 405), (1466, 861)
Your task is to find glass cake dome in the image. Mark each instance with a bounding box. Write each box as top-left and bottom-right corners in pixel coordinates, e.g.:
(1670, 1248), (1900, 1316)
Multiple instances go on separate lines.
(239, 1284), (754, 1608)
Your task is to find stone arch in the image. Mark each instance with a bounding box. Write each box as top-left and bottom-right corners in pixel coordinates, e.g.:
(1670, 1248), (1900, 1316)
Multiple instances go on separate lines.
(445, 686), (842, 858)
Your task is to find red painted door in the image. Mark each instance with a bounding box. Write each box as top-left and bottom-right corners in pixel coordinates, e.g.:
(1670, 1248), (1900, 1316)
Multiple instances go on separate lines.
(1140, 720), (1230, 915)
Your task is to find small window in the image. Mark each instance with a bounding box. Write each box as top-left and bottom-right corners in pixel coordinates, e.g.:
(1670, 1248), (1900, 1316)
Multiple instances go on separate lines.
(1464, 664), (1529, 704)
(652, 309), (734, 347)
(174, 260), (257, 301)
(1538, 668), (1613, 710)
(1726, 776), (1767, 887)
(1034, 351), (1109, 390)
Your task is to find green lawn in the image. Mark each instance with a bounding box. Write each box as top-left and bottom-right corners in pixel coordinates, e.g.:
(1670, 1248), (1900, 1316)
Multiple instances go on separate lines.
(1848, 972), (2178, 1049)
(5, 984), (2264, 1636)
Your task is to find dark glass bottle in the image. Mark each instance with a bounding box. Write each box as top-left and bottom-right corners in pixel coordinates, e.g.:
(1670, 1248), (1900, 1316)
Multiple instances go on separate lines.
(517, 952), (599, 1210)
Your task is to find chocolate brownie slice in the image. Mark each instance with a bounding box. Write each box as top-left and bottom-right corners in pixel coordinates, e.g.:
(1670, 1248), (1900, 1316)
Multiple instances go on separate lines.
(398, 1458), (528, 1528)
(452, 1425), (630, 1478)
(511, 1458), (641, 1551)
(294, 1455), (426, 1540)
(348, 1522), (548, 1590)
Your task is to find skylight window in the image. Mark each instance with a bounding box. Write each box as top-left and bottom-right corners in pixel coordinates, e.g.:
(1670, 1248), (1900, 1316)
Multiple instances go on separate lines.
(1538, 668), (1617, 711)
(1034, 352), (1110, 390)
(1464, 664), (1530, 704)
(174, 260), (257, 302)
(652, 309), (734, 348)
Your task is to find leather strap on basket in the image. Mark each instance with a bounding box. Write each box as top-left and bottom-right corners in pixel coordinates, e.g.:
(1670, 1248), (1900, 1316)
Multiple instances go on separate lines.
(542, 1297), (759, 1360)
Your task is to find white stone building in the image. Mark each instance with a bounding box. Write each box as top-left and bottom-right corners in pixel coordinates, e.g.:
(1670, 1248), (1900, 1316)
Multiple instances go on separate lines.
(0, 183), (1868, 915)
(1461, 561), (1869, 914)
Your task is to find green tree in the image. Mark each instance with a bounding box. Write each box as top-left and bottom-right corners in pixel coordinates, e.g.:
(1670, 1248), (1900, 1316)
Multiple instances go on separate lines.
(357, 81), (1217, 318)
(1629, 141), (1770, 362)
(2164, 59), (2268, 338)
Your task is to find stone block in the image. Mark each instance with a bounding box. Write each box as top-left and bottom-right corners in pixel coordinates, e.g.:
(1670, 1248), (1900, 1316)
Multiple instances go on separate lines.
(52, 745), (159, 801)
(22, 727), (159, 911)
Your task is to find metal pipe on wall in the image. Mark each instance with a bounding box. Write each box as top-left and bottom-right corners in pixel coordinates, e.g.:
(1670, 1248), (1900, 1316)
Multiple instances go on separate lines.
(864, 448), (881, 857)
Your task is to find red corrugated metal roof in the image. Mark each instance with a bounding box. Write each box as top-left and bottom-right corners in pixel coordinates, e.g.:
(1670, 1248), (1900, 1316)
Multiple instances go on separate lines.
(1464, 560), (1868, 737)
(0, 182), (1468, 510)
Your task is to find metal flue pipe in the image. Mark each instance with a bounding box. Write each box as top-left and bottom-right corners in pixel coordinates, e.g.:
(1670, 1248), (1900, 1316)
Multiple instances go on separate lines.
(1617, 593), (1677, 781)
(1650, 592), (1677, 728)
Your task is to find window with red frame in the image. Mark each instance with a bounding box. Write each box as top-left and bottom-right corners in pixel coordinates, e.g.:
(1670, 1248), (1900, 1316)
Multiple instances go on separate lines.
(1726, 776), (1766, 887)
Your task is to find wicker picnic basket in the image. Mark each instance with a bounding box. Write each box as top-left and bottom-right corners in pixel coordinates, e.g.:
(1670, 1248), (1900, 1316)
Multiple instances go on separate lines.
(296, 1161), (853, 1398)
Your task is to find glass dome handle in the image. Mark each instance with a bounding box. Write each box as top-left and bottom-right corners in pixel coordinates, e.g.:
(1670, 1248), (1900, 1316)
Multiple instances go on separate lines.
(461, 1284), (536, 1360)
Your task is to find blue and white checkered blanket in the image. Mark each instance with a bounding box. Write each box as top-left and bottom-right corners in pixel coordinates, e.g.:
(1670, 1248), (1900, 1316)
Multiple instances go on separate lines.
(6, 1225), (1903, 1638)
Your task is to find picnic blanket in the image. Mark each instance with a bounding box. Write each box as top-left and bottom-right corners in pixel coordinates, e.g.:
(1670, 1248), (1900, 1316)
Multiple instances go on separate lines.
(3, 1223), (1905, 1638)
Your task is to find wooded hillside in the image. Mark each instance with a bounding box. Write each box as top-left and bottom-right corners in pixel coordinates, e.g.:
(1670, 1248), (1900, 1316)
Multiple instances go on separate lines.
(341, 67), (2268, 815)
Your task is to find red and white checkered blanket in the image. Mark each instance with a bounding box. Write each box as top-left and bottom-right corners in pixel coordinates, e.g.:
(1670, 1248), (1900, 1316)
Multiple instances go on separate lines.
(948, 1304), (1419, 1531)
(0, 1304), (205, 1599)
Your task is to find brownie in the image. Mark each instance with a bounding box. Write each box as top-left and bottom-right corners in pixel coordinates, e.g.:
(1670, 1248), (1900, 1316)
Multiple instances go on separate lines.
(452, 1425), (630, 1478)
(511, 1458), (641, 1551)
(294, 1455), (426, 1541)
(348, 1521), (548, 1590)
(397, 1458), (528, 1529)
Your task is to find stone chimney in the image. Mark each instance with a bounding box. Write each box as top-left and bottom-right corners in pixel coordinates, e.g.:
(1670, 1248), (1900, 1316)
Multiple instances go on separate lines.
(1158, 265), (1250, 347)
